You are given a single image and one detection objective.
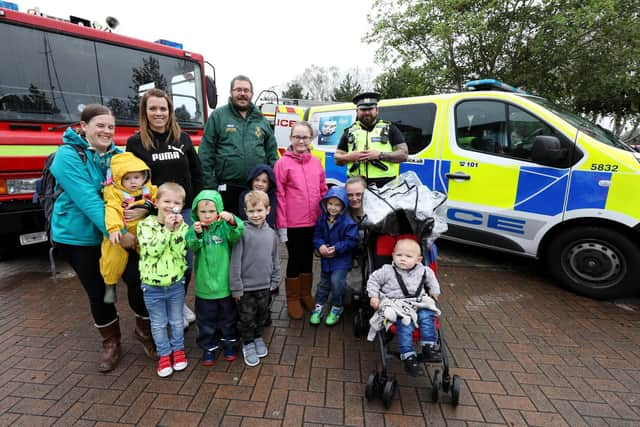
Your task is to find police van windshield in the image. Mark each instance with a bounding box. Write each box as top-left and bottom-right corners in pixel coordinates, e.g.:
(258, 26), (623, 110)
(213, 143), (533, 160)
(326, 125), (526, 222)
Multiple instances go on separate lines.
(525, 96), (632, 151)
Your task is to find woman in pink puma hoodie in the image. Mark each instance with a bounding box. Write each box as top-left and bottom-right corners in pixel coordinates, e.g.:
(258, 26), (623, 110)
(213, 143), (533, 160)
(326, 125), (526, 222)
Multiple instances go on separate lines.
(274, 121), (327, 320)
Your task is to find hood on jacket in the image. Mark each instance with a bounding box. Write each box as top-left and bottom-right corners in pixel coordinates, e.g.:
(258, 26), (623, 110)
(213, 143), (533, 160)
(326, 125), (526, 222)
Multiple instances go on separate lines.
(191, 189), (224, 222)
(320, 185), (348, 215)
(246, 164), (277, 193)
(109, 152), (151, 190)
(62, 127), (118, 152)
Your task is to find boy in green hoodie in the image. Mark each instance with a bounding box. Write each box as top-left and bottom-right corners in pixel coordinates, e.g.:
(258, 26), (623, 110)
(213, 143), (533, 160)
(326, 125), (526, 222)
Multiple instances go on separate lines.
(186, 190), (244, 366)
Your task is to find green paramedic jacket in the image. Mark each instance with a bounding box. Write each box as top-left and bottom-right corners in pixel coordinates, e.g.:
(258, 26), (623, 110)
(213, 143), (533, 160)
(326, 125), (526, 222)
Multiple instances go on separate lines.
(186, 190), (245, 299)
(199, 99), (278, 189)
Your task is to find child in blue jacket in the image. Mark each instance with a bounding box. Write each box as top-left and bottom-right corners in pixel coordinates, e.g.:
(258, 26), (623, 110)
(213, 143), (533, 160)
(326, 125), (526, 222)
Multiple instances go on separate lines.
(310, 186), (359, 326)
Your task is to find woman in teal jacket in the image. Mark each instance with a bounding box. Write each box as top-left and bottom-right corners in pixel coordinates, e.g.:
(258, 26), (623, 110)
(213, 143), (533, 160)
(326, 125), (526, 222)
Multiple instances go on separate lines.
(50, 104), (155, 373)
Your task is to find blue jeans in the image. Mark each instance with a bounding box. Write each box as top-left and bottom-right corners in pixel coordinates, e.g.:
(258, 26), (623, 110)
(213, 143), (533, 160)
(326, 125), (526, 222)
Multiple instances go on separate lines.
(315, 269), (348, 307)
(141, 278), (185, 357)
(396, 308), (437, 358)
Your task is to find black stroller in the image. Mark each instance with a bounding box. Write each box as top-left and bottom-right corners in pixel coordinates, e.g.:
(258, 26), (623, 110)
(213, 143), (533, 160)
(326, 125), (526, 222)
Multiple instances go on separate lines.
(350, 173), (461, 408)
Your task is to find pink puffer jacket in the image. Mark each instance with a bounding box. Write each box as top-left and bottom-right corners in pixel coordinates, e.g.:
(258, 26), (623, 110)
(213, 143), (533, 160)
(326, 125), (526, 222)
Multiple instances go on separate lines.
(275, 149), (327, 229)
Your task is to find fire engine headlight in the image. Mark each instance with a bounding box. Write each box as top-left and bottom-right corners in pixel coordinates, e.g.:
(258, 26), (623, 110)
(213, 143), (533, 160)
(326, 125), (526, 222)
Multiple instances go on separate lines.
(7, 178), (39, 195)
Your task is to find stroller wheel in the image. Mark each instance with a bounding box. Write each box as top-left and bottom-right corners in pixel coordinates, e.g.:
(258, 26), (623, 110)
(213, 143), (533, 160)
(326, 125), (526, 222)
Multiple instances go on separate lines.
(352, 310), (362, 337)
(353, 309), (368, 337)
(382, 378), (396, 409)
(365, 372), (378, 401)
(451, 375), (461, 406)
(431, 369), (442, 402)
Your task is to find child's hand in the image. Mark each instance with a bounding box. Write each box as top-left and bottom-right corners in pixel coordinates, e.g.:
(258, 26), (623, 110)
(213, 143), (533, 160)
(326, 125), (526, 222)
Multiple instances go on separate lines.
(218, 211), (234, 224)
(109, 231), (121, 245)
(167, 213), (183, 231)
(194, 221), (203, 234)
(370, 297), (380, 310)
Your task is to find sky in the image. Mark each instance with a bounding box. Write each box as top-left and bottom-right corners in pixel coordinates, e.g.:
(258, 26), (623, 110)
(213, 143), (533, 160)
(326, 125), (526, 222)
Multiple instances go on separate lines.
(35, 0), (381, 99)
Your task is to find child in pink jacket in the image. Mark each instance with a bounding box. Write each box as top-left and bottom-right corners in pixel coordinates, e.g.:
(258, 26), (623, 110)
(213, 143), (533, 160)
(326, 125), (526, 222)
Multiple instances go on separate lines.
(274, 121), (327, 320)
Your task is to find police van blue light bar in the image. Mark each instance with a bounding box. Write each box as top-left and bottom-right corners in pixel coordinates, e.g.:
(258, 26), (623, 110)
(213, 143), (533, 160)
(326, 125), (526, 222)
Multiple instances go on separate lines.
(465, 79), (528, 94)
(155, 39), (183, 49)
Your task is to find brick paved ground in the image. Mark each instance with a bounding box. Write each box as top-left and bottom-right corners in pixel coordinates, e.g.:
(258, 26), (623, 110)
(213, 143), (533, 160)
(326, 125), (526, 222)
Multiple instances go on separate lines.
(0, 247), (639, 426)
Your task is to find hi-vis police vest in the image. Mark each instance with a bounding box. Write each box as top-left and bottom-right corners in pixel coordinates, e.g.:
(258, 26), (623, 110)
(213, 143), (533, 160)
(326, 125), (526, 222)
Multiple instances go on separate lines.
(347, 120), (398, 179)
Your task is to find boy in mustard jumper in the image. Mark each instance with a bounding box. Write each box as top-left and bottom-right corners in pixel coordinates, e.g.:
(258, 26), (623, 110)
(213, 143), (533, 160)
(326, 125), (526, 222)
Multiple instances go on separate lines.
(100, 152), (157, 303)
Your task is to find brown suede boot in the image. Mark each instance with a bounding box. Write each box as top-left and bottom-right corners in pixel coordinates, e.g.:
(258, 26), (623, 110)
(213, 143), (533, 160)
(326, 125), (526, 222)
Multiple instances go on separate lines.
(285, 276), (304, 319)
(97, 320), (121, 373)
(134, 316), (157, 360)
(299, 273), (316, 311)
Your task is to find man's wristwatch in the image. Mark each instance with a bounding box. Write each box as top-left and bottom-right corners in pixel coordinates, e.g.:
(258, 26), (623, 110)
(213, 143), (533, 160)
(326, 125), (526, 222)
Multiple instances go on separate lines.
(379, 152), (385, 161)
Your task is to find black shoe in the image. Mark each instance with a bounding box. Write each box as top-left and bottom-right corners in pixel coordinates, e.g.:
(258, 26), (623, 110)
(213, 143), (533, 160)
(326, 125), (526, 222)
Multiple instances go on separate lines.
(422, 344), (442, 363)
(403, 355), (424, 377)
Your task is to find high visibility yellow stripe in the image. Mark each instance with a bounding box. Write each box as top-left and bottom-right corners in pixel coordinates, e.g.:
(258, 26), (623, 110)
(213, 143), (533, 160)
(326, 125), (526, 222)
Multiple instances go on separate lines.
(606, 171), (640, 218)
(0, 145), (58, 156)
(447, 159), (519, 208)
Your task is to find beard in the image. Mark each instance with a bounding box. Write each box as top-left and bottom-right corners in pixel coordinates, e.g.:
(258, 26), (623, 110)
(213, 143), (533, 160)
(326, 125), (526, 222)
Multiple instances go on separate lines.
(232, 97), (250, 111)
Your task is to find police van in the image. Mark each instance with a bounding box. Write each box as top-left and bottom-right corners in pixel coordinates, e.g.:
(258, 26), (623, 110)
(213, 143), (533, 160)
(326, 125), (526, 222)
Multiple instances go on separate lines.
(271, 80), (640, 299)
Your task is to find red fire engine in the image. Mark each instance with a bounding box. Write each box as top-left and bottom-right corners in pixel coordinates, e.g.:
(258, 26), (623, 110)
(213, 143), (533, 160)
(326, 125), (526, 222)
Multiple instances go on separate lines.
(0, 3), (217, 251)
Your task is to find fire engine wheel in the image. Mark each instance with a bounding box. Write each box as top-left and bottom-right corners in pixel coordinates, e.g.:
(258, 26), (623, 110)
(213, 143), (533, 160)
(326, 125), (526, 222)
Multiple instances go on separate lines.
(546, 226), (639, 299)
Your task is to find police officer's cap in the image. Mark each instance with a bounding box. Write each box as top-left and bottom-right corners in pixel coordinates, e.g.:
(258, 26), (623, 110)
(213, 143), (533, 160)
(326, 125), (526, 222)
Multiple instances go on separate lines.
(353, 91), (380, 110)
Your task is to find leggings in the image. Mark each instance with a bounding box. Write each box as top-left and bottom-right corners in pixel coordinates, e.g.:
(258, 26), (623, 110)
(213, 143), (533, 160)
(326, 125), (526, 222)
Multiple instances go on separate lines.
(285, 226), (314, 277)
(56, 243), (148, 326)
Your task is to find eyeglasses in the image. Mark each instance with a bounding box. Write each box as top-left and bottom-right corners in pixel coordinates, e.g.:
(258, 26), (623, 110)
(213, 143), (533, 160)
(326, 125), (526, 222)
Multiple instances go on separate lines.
(232, 88), (252, 94)
(291, 135), (312, 141)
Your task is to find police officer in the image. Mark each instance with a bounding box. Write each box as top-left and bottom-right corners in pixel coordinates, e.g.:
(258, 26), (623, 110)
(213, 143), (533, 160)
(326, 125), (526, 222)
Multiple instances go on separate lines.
(334, 92), (408, 187)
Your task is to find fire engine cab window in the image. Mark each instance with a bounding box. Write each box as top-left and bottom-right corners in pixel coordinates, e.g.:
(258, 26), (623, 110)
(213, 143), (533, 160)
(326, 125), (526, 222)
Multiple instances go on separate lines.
(378, 103), (436, 154)
(96, 44), (204, 126)
(455, 100), (574, 166)
(0, 24), (101, 122)
(0, 23), (205, 127)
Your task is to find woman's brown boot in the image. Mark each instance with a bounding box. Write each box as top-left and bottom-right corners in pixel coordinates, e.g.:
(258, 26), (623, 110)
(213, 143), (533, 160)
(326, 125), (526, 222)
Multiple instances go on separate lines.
(285, 276), (304, 319)
(97, 320), (121, 372)
(134, 316), (157, 359)
(299, 273), (316, 311)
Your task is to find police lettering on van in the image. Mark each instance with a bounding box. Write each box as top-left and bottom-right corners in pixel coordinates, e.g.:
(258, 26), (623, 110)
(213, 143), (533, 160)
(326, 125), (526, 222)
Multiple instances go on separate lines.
(271, 80), (640, 300)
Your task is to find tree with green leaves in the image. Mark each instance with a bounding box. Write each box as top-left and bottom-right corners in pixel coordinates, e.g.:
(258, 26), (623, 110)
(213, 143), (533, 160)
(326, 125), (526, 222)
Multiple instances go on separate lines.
(281, 82), (305, 100)
(366, 0), (640, 134)
(332, 73), (362, 102)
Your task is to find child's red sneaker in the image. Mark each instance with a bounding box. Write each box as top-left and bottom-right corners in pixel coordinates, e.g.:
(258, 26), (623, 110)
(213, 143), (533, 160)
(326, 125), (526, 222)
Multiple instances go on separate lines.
(172, 350), (188, 371)
(157, 355), (173, 377)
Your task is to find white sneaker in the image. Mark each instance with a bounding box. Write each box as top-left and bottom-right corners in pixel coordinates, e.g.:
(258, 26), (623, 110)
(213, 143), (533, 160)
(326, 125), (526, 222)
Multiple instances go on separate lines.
(183, 304), (196, 323)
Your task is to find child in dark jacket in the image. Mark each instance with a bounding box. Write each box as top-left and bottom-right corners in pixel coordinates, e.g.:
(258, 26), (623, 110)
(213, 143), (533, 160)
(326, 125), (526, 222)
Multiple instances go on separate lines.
(230, 191), (281, 367)
(310, 186), (359, 326)
(238, 164), (277, 229)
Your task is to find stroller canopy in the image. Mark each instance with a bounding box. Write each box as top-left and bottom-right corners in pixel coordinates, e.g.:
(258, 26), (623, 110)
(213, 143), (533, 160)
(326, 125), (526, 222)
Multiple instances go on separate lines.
(361, 172), (448, 241)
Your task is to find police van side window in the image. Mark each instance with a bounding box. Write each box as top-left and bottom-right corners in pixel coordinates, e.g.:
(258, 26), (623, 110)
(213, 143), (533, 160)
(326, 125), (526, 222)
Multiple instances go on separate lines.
(456, 100), (576, 167)
(378, 103), (436, 154)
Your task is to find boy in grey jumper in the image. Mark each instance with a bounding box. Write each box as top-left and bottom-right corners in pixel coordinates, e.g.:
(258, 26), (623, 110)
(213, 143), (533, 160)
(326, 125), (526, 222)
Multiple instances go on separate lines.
(230, 191), (281, 366)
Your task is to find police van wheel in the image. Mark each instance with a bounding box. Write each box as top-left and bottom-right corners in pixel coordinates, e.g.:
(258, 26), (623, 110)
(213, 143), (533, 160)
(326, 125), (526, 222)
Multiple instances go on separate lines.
(547, 226), (639, 299)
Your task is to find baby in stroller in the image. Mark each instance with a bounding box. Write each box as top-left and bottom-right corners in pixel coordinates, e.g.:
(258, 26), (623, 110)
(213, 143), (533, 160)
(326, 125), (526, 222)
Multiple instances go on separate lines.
(367, 238), (441, 377)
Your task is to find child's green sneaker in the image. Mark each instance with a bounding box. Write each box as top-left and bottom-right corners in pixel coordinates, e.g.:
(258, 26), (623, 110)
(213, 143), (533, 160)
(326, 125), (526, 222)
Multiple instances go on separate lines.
(325, 306), (343, 326)
(309, 304), (323, 326)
